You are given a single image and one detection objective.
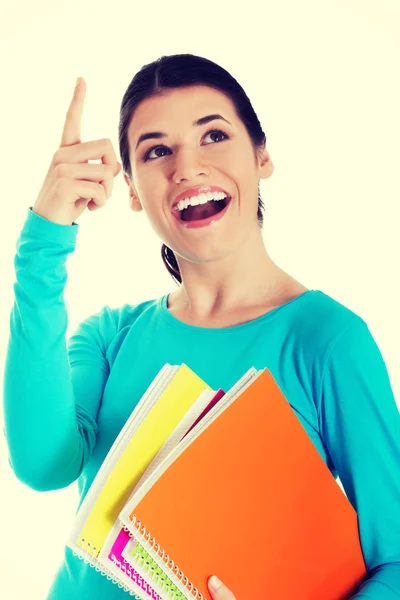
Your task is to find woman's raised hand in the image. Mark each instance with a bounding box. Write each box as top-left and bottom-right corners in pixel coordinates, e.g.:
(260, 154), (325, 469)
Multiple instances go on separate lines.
(32, 77), (122, 226)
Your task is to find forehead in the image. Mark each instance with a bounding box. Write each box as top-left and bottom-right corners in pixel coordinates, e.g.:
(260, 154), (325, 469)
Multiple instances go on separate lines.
(128, 85), (236, 133)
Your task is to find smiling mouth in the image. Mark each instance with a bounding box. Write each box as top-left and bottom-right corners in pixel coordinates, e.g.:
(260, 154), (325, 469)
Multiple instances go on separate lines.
(175, 196), (231, 222)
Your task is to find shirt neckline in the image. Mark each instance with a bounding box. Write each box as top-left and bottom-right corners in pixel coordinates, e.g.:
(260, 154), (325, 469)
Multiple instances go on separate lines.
(158, 289), (320, 334)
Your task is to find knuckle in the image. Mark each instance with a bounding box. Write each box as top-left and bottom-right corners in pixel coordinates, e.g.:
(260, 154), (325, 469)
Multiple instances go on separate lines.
(102, 167), (114, 197)
(54, 163), (68, 178)
(52, 150), (62, 166)
(105, 137), (117, 158)
(99, 181), (108, 198)
(103, 183), (112, 200)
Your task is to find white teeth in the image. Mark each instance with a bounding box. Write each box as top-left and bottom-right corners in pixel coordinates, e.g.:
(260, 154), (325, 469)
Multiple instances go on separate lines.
(175, 191), (229, 212)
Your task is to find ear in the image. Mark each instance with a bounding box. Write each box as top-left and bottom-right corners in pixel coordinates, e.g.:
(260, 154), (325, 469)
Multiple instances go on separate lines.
(124, 174), (143, 213)
(256, 144), (274, 180)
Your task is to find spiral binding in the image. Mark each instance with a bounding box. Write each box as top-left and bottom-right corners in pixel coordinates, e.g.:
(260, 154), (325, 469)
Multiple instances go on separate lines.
(71, 539), (149, 600)
(109, 551), (162, 600)
(133, 542), (187, 599)
(124, 516), (205, 600)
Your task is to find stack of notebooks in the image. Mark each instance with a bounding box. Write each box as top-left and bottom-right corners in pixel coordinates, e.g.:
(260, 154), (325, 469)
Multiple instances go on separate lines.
(67, 363), (367, 600)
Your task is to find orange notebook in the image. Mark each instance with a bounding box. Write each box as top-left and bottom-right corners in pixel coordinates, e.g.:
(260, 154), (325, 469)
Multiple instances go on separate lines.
(120, 368), (367, 600)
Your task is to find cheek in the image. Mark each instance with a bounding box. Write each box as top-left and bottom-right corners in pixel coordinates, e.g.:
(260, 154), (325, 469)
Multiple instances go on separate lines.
(142, 198), (164, 226)
(221, 147), (253, 180)
(134, 168), (156, 196)
(138, 189), (170, 235)
(135, 173), (164, 215)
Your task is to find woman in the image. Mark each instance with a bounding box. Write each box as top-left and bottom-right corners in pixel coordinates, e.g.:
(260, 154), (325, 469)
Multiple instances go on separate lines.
(3, 54), (400, 600)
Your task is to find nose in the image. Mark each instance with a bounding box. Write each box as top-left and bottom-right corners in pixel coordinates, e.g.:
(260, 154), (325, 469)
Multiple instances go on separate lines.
(172, 148), (211, 183)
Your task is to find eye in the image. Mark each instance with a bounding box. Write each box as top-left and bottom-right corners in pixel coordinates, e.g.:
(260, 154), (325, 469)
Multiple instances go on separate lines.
(143, 145), (170, 162)
(142, 129), (229, 162)
(203, 129), (228, 144)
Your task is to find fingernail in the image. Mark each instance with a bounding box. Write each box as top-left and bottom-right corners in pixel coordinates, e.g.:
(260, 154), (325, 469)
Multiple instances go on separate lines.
(209, 576), (222, 591)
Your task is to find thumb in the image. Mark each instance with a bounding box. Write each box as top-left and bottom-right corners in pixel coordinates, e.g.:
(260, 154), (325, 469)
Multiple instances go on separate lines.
(207, 576), (236, 600)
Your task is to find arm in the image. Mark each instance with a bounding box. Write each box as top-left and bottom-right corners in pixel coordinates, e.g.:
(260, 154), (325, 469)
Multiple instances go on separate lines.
(3, 207), (113, 491)
(317, 319), (400, 598)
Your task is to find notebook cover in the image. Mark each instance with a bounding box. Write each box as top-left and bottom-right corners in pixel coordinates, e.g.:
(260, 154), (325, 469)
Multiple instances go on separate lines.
(105, 387), (226, 596)
(124, 368), (367, 600)
(75, 364), (211, 557)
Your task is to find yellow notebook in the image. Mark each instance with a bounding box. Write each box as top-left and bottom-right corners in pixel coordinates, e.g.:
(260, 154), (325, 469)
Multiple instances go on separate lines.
(67, 363), (213, 562)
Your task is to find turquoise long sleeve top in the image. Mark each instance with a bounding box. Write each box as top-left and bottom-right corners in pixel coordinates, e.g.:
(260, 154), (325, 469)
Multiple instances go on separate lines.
(3, 207), (400, 599)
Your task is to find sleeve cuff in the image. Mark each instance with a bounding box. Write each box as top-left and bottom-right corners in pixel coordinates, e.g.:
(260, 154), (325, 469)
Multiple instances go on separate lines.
(23, 206), (80, 246)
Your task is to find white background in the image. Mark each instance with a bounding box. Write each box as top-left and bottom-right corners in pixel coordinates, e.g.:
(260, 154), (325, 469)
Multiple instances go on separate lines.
(0, 1), (399, 598)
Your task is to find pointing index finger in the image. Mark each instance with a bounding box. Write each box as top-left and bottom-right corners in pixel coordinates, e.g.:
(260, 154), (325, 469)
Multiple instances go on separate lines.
(60, 77), (86, 147)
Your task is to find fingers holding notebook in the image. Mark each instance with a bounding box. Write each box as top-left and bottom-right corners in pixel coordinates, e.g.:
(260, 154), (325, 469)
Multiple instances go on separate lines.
(208, 575), (237, 600)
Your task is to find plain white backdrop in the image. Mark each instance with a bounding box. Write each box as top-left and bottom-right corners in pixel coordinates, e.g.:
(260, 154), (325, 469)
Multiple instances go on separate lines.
(0, 1), (399, 598)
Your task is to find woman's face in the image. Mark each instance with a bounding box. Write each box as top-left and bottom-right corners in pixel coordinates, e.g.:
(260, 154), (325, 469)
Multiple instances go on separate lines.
(124, 84), (273, 264)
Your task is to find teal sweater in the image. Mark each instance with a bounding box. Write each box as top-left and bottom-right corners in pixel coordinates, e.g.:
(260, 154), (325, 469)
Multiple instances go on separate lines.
(3, 207), (400, 599)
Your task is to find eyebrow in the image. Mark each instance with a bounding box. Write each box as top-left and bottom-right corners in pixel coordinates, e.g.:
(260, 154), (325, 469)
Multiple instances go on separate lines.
(135, 114), (232, 151)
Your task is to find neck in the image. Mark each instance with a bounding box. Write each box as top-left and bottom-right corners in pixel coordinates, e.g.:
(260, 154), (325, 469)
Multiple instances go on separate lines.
(169, 228), (293, 320)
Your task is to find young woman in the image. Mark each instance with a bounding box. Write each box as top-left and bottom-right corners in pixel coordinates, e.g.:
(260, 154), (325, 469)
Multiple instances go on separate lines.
(4, 54), (400, 600)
